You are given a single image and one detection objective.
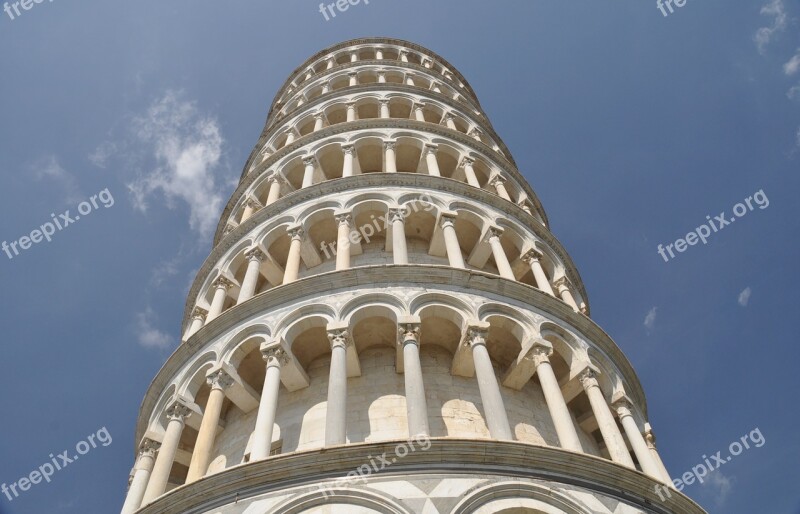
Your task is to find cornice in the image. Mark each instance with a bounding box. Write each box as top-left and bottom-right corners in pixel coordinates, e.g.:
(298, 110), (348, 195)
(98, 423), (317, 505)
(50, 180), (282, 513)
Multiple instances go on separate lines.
(139, 267), (640, 447)
(133, 439), (705, 514)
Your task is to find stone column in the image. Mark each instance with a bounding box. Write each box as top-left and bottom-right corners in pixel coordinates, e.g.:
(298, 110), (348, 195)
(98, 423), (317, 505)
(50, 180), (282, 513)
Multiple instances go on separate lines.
(284, 129), (296, 146)
(325, 329), (350, 446)
(120, 439), (159, 514)
(301, 156), (316, 189)
(400, 50), (409, 62)
(237, 248), (264, 304)
(489, 175), (512, 201)
(398, 323), (430, 437)
(342, 144), (356, 178)
(186, 370), (233, 483)
(405, 74), (415, 86)
(554, 277), (580, 311)
(241, 198), (262, 222)
(521, 250), (556, 297)
(335, 212), (353, 271)
(389, 208), (408, 264)
(384, 140), (397, 173)
(424, 144), (441, 177)
(326, 56), (335, 69)
(444, 113), (457, 130)
(265, 175), (282, 206)
(322, 81), (331, 94)
(350, 52), (358, 63)
(379, 99), (390, 118)
(580, 370), (634, 468)
(529, 343), (582, 452)
(460, 157), (481, 187)
(466, 326), (513, 440)
(440, 213), (465, 268)
(645, 426), (674, 485)
(346, 102), (357, 122)
(251, 345), (288, 461)
(413, 103), (426, 122)
(313, 112), (325, 132)
(431, 81), (442, 93)
(206, 277), (234, 322)
(376, 49), (384, 60)
(184, 307), (208, 341)
(613, 398), (664, 480)
(470, 128), (483, 142)
(377, 71), (387, 83)
(348, 72), (358, 87)
(422, 57), (433, 69)
(283, 226), (304, 284)
(487, 227), (515, 280)
(142, 400), (192, 504)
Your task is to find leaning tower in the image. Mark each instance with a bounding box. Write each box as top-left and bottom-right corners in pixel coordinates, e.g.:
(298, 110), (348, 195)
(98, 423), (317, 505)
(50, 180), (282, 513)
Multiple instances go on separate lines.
(121, 38), (706, 514)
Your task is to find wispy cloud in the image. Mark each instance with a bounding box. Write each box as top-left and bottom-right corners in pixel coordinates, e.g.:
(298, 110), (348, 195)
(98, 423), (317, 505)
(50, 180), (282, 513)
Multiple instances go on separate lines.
(784, 49), (800, 76)
(700, 469), (734, 506)
(754, 0), (788, 54)
(644, 307), (657, 331)
(738, 287), (752, 306)
(134, 307), (173, 349)
(88, 141), (118, 169)
(31, 155), (82, 204)
(126, 90), (231, 238)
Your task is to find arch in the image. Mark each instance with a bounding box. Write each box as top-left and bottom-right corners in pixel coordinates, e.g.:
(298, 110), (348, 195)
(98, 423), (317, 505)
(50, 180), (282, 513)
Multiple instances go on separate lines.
(146, 384), (177, 433)
(220, 323), (273, 369)
(452, 481), (593, 514)
(176, 351), (219, 402)
(272, 487), (412, 514)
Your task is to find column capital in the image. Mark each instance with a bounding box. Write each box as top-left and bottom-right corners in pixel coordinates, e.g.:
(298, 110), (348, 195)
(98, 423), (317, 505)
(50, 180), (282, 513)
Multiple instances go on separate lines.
(526, 339), (554, 367)
(443, 112), (456, 122)
(464, 323), (490, 349)
(287, 225), (305, 241)
(379, 98), (390, 106)
(439, 210), (458, 228)
(212, 276), (235, 291)
(260, 342), (290, 366)
(486, 225), (505, 240)
(244, 197), (263, 210)
(383, 140), (397, 150)
(341, 144), (356, 155)
(313, 111), (325, 120)
(413, 102), (427, 110)
(206, 368), (235, 391)
(424, 143), (439, 155)
(398, 322), (421, 347)
(165, 398), (193, 423)
(553, 276), (572, 293)
(470, 127), (483, 137)
(579, 368), (600, 390)
(191, 307), (209, 322)
(488, 173), (506, 187)
(645, 426), (658, 450)
(334, 211), (353, 226)
(302, 155), (316, 167)
(612, 396), (635, 418)
(244, 247), (265, 263)
(138, 438), (161, 458)
(521, 248), (543, 264)
(327, 328), (352, 350)
(388, 207), (406, 224)
(459, 156), (476, 168)
(348, 71), (358, 78)
(284, 127), (296, 135)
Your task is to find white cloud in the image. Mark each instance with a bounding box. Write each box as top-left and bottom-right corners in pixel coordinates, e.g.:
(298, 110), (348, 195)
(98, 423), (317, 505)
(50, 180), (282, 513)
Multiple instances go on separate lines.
(126, 90), (230, 238)
(754, 0), (788, 54)
(788, 85), (800, 100)
(644, 307), (657, 331)
(784, 49), (800, 75)
(135, 308), (173, 349)
(738, 287), (752, 306)
(31, 155), (82, 204)
(700, 469), (734, 506)
(88, 141), (118, 169)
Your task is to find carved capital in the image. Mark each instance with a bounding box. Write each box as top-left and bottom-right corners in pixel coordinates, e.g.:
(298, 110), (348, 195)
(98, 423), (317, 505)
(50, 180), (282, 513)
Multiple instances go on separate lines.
(212, 276), (235, 291)
(527, 342), (553, 367)
(521, 248), (543, 264)
(388, 208), (406, 224)
(424, 143), (439, 155)
(302, 156), (316, 167)
(165, 399), (193, 423)
(398, 323), (421, 347)
(341, 144), (356, 155)
(327, 329), (351, 350)
(287, 225), (305, 241)
(191, 307), (209, 322)
(138, 438), (160, 459)
(465, 326), (489, 349)
(579, 369), (599, 390)
(553, 276), (572, 294)
(244, 247), (265, 263)
(207, 369), (234, 391)
(612, 397), (634, 418)
(334, 212), (352, 226)
(383, 140), (397, 151)
(459, 157), (475, 168)
(261, 343), (290, 366)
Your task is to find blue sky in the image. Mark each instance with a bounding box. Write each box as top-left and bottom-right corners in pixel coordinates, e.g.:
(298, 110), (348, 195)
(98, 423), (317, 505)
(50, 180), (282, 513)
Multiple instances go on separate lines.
(1, 1), (798, 513)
